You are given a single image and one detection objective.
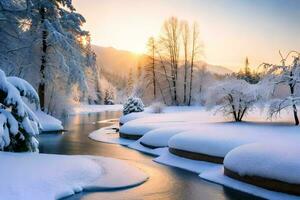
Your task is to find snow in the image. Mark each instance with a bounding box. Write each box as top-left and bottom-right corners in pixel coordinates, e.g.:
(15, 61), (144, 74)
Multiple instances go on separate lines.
(119, 112), (153, 125)
(224, 142), (300, 184)
(200, 166), (300, 200)
(0, 152), (148, 200)
(168, 122), (300, 157)
(89, 124), (133, 146)
(139, 126), (196, 148)
(123, 97), (144, 115)
(119, 106), (204, 125)
(71, 104), (123, 115)
(34, 111), (64, 132)
(0, 70), (40, 151)
(7, 76), (39, 106)
(119, 109), (220, 136)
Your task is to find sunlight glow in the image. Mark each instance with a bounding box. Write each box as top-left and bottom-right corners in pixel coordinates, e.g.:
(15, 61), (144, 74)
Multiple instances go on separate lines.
(73, 0), (300, 71)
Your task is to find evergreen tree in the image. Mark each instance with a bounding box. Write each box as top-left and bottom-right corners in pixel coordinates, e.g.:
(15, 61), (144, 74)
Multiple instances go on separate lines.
(0, 69), (40, 152)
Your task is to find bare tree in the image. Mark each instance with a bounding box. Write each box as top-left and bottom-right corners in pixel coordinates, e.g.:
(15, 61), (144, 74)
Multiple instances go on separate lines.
(160, 17), (181, 105)
(181, 21), (190, 104)
(188, 22), (201, 106)
(263, 51), (300, 125)
(145, 37), (157, 99)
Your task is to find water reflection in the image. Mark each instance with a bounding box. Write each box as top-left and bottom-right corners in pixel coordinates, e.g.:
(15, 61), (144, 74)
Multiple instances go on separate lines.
(39, 111), (262, 200)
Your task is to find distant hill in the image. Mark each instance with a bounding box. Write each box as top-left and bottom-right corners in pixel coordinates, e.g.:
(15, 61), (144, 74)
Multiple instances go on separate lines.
(92, 45), (232, 76)
(92, 45), (140, 75)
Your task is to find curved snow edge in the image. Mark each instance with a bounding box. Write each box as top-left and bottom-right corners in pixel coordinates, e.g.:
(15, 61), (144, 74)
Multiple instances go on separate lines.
(83, 156), (148, 191)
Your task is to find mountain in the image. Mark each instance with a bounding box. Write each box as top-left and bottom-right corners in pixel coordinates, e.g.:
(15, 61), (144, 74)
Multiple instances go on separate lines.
(92, 45), (232, 75)
(92, 45), (140, 75)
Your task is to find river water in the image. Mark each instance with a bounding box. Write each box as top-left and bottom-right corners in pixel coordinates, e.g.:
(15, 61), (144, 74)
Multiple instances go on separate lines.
(38, 111), (262, 200)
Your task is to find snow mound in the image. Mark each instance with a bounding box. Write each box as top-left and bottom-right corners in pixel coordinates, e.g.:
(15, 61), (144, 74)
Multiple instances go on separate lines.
(139, 126), (195, 148)
(119, 112), (153, 125)
(0, 152), (101, 200)
(85, 156), (148, 190)
(89, 124), (134, 146)
(119, 106), (206, 125)
(224, 143), (300, 184)
(34, 111), (63, 132)
(0, 152), (147, 200)
(200, 166), (300, 200)
(119, 111), (219, 137)
(154, 151), (220, 173)
(168, 123), (300, 158)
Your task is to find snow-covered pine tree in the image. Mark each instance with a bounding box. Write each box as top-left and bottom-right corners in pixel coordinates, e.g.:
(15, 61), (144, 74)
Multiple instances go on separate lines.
(29, 0), (90, 110)
(262, 51), (300, 125)
(0, 69), (40, 152)
(123, 97), (144, 115)
(0, 0), (95, 114)
(206, 78), (262, 122)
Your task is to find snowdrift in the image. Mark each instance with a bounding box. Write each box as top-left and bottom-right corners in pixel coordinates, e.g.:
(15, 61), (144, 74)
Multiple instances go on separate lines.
(0, 152), (147, 200)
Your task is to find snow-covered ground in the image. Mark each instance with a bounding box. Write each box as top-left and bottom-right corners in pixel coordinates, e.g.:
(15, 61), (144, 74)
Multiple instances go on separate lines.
(34, 111), (64, 132)
(224, 142), (300, 184)
(0, 152), (147, 200)
(90, 106), (300, 199)
(71, 104), (123, 115)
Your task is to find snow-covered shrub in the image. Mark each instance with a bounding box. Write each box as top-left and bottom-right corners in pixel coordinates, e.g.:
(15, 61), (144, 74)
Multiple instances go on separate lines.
(150, 102), (165, 113)
(123, 97), (144, 115)
(206, 78), (262, 122)
(262, 52), (300, 125)
(0, 70), (40, 152)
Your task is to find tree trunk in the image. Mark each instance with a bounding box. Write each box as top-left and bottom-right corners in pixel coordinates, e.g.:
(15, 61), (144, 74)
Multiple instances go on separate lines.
(188, 53), (194, 106)
(38, 7), (47, 111)
(151, 45), (156, 99)
(292, 104), (299, 125)
(290, 82), (299, 126)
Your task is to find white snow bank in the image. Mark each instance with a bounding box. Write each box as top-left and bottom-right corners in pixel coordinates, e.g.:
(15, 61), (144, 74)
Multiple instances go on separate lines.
(89, 124), (134, 146)
(224, 143), (300, 184)
(200, 166), (300, 200)
(139, 126), (196, 148)
(119, 106), (204, 125)
(0, 152), (147, 200)
(154, 151), (220, 173)
(86, 156), (148, 190)
(168, 123), (300, 157)
(119, 111), (220, 136)
(71, 104), (123, 115)
(119, 112), (153, 125)
(34, 111), (63, 132)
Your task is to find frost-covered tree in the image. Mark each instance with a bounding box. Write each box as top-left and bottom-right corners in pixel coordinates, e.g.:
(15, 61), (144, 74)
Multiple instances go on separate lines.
(123, 97), (144, 115)
(262, 51), (300, 125)
(0, 0), (95, 114)
(29, 0), (90, 110)
(0, 69), (40, 152)
(103, 87), (114, 105)
(206, 78), (262, 122)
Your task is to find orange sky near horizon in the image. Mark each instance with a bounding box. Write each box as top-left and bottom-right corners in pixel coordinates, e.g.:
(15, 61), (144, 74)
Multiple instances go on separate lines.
(73, 0), (300, 71)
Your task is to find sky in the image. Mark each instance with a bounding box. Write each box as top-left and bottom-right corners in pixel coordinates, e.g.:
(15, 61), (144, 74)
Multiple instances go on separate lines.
(73, 0), (300, 71)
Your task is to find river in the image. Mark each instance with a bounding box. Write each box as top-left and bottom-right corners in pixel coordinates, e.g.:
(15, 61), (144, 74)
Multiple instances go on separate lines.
(39, 111), (262, 200)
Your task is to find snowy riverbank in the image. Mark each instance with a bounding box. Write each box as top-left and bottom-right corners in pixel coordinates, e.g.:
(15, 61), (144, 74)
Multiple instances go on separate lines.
(0, 152), (147, 200)
(70, 104), (123, 115)
(34, 111), (64, 132)
(89, 106), (300, 199)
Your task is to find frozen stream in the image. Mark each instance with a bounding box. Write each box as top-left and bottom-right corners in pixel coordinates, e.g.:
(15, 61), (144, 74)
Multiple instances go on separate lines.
(39, 111), (261, 200)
